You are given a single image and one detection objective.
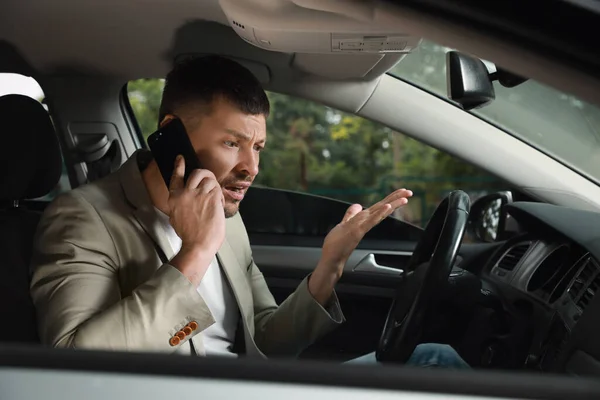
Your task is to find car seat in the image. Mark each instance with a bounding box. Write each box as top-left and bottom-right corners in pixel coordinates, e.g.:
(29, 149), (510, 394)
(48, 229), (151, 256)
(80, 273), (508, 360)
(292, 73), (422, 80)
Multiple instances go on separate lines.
(0, 94), (63, 343)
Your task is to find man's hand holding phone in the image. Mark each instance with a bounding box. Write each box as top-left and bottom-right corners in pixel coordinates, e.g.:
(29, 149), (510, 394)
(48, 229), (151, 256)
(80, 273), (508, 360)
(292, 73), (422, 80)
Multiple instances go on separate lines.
(168, 155), (226, 287)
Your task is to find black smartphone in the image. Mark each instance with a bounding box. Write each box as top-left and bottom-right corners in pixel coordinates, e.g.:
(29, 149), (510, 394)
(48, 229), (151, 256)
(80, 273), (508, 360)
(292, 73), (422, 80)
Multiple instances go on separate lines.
(147, 118), (202, 187)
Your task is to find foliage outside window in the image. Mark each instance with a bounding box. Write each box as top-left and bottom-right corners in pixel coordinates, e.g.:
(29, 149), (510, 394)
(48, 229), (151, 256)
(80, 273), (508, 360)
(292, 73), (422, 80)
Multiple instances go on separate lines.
(127, 80), (503, 227)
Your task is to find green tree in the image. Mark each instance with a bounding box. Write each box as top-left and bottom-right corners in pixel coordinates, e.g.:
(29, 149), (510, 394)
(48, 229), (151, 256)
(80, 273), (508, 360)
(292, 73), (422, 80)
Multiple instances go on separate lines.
(128, 79), (165, 141)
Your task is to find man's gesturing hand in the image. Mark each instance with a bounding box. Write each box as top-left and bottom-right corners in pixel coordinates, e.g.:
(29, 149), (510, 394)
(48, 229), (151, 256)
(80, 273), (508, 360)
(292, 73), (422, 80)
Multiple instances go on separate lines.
(308, 188), (413, 304)
(168, 155), (226, 287)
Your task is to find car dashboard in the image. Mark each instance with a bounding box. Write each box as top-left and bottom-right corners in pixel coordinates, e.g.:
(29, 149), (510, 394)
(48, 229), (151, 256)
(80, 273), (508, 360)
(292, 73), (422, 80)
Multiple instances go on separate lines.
(478, 202), (600, 376)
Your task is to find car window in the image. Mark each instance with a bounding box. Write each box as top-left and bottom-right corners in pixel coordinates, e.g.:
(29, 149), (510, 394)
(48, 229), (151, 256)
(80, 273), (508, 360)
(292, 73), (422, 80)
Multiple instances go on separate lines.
(127, 79), (504, 227)
(389, 39), (600, 185)
(127, 78), (166, 143)
(0, 73), (71, 200)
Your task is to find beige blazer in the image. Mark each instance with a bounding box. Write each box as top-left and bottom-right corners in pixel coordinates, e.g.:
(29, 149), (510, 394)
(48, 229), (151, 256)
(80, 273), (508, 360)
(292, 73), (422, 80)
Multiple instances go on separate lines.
(30, 150), (343, 357)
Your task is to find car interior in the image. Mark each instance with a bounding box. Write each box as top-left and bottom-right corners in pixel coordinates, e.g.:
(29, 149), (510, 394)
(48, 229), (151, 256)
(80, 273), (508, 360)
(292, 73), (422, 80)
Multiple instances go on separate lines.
(3, 0), (600, 399)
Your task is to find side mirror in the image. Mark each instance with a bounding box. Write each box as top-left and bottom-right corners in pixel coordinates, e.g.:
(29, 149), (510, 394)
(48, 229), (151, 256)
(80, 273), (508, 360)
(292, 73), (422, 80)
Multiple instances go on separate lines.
(446, 51), (528, 111)
(467, 191), (513, 243)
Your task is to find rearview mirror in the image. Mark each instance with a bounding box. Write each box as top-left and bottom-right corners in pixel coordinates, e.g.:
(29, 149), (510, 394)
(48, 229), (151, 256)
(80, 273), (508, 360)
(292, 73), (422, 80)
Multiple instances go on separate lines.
(446, 51), (495, 110)
(467, 191), (513, 243)
(446, 51), (528, 111)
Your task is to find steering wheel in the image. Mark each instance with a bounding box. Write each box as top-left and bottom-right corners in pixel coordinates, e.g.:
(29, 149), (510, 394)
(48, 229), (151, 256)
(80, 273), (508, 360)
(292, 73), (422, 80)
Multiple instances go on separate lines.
(376, 190), (471, 363)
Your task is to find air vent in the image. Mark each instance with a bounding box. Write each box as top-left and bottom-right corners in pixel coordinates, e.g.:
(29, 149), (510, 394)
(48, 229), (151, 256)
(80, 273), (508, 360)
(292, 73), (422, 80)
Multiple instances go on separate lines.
(568, 256), (600, 312)
(577, 276), (600, 310)
(568, 256), (593, 300)
(498, 243), (531, 271)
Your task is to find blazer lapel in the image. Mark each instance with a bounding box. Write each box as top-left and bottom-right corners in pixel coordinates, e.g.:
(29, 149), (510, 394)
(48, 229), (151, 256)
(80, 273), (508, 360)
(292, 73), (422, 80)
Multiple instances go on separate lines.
(118, 150), (175, 262)
(217, 234), (254, 336)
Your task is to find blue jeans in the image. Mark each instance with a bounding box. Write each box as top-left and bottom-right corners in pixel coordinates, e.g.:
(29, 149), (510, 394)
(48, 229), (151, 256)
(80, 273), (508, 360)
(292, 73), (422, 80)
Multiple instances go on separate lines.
(346, 343), (469, 368)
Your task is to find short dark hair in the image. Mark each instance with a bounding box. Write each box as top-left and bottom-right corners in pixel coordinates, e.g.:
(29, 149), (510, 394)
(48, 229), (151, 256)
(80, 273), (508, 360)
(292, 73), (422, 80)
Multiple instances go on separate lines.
(158, 55), (270, 125)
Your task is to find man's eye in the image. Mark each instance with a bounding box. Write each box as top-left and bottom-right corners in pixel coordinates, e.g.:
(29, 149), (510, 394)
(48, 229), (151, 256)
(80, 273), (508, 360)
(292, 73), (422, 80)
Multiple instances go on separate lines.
(225, 141), (238, 148)
(254, 145), (264, 153)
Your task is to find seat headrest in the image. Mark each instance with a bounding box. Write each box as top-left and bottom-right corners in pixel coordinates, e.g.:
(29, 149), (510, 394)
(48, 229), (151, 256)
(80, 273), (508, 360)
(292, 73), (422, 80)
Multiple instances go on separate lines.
(0, 94), (62, 201)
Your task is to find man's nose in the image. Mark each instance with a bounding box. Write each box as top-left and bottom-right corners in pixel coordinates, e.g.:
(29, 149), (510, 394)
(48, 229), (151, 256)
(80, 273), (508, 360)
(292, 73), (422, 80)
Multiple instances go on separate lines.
(237, 148), (259, 178)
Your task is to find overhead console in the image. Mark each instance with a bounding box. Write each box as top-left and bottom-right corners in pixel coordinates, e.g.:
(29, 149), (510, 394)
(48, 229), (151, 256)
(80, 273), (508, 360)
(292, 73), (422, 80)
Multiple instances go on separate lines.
(219, 0), (420, 54)
(218, 0), (421, 79)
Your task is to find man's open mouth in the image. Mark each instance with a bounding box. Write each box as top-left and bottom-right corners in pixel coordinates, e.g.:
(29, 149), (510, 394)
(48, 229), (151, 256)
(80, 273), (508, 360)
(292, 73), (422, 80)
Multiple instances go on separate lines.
(223, 183), (250, 201)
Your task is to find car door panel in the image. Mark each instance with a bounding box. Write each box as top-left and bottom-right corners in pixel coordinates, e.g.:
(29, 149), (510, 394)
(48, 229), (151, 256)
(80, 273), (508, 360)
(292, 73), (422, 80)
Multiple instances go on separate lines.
(240, 187), (419, 360)
(241, 187), (494, 361)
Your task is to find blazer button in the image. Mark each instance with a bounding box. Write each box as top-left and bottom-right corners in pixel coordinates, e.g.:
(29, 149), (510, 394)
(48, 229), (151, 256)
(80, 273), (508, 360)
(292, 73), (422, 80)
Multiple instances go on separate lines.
(175, 331), (186, 340)
(183, 326), (193, 336)
(187, 321), (198, 331)
(169, 336), (181, 346)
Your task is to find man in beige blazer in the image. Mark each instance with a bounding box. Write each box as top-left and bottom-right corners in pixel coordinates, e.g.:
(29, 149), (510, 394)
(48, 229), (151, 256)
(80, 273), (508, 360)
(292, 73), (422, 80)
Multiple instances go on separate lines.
(30, 55), (468, 367)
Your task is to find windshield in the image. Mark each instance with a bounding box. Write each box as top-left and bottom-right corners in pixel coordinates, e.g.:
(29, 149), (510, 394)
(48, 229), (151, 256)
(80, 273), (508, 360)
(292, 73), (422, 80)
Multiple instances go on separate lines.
(389, 40), (600, 183)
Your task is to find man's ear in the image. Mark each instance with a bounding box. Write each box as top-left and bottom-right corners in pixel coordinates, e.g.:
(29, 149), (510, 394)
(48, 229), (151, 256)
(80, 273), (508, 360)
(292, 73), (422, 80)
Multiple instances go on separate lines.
(159, 114), (176, 128)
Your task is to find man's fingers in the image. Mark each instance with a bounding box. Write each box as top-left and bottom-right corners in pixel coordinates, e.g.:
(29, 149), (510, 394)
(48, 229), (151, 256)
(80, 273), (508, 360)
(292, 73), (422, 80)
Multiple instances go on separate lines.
(382, 188), (413, 205)
(388, 196), (409, 210)
(360, 192), (410, 229)
(379, 203), (395, 219)
(342, 203), (363, 223)
(186, 168), (216, 190)
(196, 178), (220, 194)
(370, 188), (412, 211)
(359, 203), (394, 231)
(169, 155), (185, 191)
(357, 189), (412, 225)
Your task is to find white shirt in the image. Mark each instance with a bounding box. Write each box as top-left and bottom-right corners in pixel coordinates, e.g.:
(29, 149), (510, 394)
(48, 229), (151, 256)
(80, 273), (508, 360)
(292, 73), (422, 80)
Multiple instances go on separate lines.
(155, 208), (239, 357)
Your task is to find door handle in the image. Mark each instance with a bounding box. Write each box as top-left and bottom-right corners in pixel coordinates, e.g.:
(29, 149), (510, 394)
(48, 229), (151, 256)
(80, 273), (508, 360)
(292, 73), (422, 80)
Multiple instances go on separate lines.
(353, 254), (404, 276)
